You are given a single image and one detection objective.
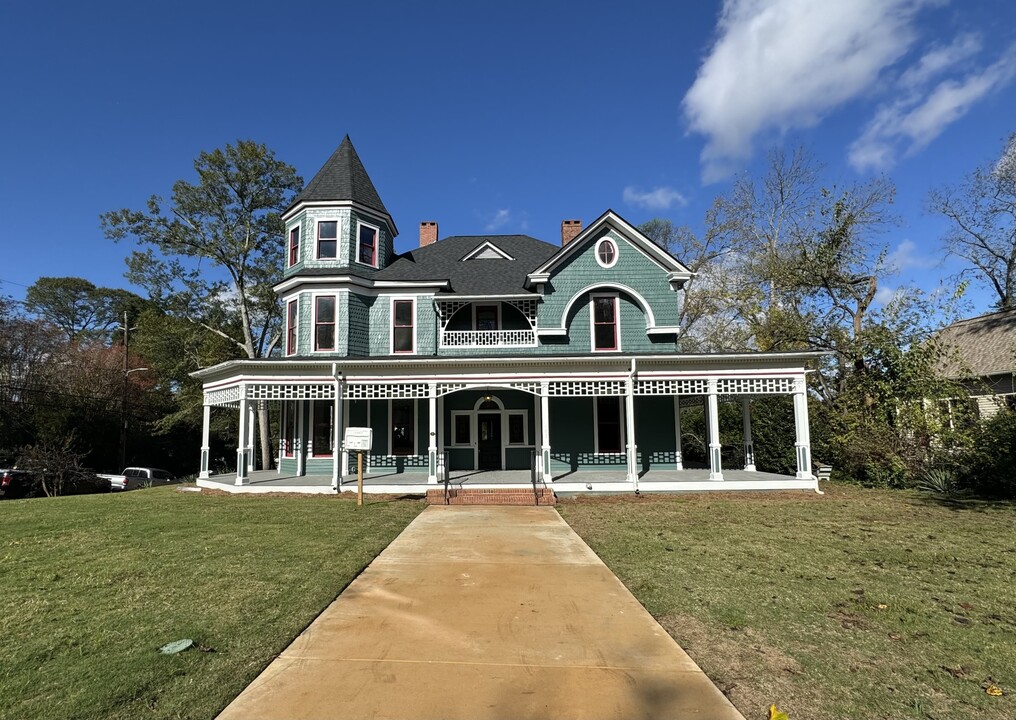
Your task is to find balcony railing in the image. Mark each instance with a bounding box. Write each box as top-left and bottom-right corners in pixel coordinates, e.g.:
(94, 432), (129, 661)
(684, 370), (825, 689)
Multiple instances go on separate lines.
(440, 329), (537, 348)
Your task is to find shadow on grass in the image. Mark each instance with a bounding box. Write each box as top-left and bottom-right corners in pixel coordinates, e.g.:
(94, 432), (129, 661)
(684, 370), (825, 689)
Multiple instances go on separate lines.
(911, 492), (1015, 513)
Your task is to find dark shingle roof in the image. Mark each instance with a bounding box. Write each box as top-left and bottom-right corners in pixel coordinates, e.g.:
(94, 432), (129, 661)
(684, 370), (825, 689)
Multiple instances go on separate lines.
(288, 136), (389, 217)
(375, 235), (559, 295)
(936, 308), (1016, 378)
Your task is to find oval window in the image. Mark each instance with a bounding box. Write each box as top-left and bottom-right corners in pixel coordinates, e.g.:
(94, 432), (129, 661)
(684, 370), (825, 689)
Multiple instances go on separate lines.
(596, 239), (617, 268)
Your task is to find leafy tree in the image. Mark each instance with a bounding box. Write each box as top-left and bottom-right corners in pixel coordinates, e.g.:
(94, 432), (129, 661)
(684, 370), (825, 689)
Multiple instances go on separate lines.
(101, 140), (302, 470)
(929, 134), (1016, 310)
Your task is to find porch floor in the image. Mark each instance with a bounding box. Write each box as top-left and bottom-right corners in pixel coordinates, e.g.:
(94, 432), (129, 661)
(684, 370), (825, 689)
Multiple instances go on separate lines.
(198, 467), (815, 494)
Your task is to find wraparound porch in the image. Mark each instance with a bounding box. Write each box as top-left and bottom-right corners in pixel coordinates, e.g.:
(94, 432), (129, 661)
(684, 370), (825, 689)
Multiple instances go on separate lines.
(196, 467), (818, 495)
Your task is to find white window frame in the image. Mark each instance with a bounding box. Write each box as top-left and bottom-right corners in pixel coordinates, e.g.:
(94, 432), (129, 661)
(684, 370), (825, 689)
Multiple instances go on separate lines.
(288, 224), (301, 267)
(312, 293), (338, 353)
(390, 296), (417, 355)
(595, 237), (619, 268)
(285, 298), (299, 356)
(593, 396), (626, 455)
(315, 219), (339, 260)
(472, 303), (501, 331)
(590, 292), (621, 352)
(388, 398), (419, 456)
(355, 219), (381, 269)
(450, 411), (473, 447)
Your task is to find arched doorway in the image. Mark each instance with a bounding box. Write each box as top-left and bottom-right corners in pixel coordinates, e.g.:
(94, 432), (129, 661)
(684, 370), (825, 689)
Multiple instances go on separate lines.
(476, 397), (503, 470)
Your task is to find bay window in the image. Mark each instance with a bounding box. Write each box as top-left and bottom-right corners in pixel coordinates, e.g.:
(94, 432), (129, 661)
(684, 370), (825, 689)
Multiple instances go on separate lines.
(315, 296), (335, 351)
(358, 222), (378, 267)
(286, 300), (298, 355)
(317, 221), (337, 259)
(288, 226), (300, 266)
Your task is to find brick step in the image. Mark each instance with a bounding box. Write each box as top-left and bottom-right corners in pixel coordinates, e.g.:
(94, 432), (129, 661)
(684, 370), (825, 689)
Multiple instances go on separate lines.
(426, 487), (556, 506)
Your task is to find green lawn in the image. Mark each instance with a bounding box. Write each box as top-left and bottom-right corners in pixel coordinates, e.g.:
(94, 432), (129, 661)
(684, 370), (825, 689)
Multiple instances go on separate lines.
(0, 487), (424, 720)
(559, 485), (1015, 720)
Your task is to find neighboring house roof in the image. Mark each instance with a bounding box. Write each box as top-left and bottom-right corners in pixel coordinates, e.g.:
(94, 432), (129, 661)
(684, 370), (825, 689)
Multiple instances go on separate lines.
(936, 308), (1016, 378)
(287, 135), (390, 217)
(375, 235), (559, 295)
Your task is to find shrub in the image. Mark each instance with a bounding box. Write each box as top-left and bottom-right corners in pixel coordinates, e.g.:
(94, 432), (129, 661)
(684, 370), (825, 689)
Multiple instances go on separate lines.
(958, 409), (1016, 498)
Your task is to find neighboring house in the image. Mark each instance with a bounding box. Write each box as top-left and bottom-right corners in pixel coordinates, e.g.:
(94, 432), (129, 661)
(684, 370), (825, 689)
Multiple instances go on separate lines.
(193, 137), (825, 494)
(936, 308), (1016, 418)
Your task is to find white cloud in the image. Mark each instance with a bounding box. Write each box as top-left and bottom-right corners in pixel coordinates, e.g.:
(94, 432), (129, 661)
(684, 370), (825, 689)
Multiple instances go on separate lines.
(885, 239), (936, 273)
(875, 286), (903, 306)
(897, 33), (981, 89)
(850, 45), (1016, 171)
(683, 0), (929, 182)
(485, 208), (511, 231)
(622, 185), (688, 211)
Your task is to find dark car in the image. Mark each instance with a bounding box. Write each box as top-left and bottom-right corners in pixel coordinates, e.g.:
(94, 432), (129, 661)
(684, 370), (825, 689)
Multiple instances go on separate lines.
(0, 469), (41, 499)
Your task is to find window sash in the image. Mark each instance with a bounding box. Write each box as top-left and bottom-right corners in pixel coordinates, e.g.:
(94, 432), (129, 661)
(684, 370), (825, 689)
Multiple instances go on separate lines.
(282, 402), (296, 457)
(317, 221), (337, 259)
(315, 296), (335, 351)
(286, 301), (298, 355)
(593, 296), (618, 350)
(453, 414), (470, 445)
(393, 300), (414, 353)
(597, 240), (616, 265)
(358, 224), (377, 266)
(508, 413), (525, 445)
(289, 227), (300, 266)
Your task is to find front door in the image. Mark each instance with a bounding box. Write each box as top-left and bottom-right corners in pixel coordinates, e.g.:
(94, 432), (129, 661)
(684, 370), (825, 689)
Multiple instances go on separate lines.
(477, 413), (502, 470)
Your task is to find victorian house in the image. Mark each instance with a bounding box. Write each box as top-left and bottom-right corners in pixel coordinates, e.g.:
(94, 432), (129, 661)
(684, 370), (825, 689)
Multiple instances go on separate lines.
(193, 137), (823, 495)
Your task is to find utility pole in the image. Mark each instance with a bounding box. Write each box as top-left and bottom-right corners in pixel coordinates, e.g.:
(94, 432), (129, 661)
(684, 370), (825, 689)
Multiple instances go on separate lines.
(117, 312), (147, 471)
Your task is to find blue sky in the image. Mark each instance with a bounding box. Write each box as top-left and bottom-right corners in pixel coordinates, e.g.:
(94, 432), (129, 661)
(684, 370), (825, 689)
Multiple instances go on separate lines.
(1, 0), (1013, 316)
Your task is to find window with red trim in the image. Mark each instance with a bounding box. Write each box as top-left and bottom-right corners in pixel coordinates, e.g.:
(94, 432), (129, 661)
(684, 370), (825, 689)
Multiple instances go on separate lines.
(392, 300), (414, 353)
(288, 227), (300, 266)
(286, 300), (298, 355)
(592, 295), (618, 351)
(317, 221), (337, 259)
(315, 296), (335, 351)
(358, 223), (378, 266)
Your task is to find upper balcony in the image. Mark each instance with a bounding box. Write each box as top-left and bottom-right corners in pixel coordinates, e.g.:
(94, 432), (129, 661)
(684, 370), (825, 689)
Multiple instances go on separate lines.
(435, 297), (539, 352)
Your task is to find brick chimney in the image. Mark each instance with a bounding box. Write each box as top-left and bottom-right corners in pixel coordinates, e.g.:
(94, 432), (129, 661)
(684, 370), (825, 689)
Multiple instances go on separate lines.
(420, 221), (438, 247)
(561, 219), (582, 246)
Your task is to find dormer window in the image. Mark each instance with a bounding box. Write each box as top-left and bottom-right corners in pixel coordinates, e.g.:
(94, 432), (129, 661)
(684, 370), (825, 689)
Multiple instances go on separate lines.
(317, 221), (337, 259)
(596, 238), (618, 268)
(288, 226), (300, 266)
(358, 221), (379, 267)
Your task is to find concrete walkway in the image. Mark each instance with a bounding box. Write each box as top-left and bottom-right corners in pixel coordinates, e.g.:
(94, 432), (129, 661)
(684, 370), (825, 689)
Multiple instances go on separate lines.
(216, 507), (744, 720)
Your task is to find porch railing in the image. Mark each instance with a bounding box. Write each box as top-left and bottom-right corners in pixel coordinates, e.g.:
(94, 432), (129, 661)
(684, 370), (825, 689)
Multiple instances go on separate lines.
(440, 329), (537, 348)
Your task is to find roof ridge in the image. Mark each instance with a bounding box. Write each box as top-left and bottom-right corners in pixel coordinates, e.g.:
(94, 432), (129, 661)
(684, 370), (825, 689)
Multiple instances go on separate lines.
(943, 307), (1016, 328)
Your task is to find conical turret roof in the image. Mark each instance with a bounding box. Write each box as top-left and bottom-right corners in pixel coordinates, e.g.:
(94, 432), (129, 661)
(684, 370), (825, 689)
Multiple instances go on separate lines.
(289, 135), (390, 217)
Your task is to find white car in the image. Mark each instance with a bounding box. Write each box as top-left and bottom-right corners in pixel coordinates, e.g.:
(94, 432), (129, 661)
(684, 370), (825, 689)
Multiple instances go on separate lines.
(99, 467), (176, 491)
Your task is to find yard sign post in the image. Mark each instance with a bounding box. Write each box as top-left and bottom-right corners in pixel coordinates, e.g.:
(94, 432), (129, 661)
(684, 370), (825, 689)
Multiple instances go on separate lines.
(343, 427), (372, 507)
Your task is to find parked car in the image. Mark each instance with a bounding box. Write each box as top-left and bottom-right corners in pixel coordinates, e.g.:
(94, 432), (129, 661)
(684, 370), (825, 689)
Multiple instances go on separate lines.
(98, 467), (177, 491)
(0, 468), (41, 499)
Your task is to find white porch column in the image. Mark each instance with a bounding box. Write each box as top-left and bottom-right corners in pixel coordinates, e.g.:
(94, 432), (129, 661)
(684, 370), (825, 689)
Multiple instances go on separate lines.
(235, 387), (249, 485)
(742, 397), (756, 471)
(436, 394), (445, 482)
(296, 400), (305, 476)
(341, 397), (350, 479)
(624, 378), (638, 486)
(793, 377), (813, 479)
(427, 383), (438, 484)
(332, 374), (344, 490)
(199, 403), (211, 479)
(673, 395), (683, 471)
(246, 401), (256, 473)
(540, 381), (552, 483)
(534, 391), (543, 480)
(706, 380), (723, 481)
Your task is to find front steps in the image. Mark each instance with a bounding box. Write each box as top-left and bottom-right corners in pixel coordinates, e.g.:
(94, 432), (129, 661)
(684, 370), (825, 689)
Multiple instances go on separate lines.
(427, 487), (556, 506)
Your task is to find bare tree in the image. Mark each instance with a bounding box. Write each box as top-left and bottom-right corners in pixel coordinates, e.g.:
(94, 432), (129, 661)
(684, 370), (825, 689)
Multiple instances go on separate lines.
(929, 134), (1016, 310)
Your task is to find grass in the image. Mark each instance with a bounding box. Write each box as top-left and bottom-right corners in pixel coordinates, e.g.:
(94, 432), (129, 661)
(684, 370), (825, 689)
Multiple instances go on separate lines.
(558, 484), (1015, 720)
(0, 486), (424, 720)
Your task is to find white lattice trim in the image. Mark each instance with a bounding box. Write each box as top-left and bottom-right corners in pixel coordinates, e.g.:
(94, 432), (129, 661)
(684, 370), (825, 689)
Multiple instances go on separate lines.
(345, 383), (430, 399)
(437, 383), (467, 397)
(716, 377), (795, 395)
(205, 385), (242, 406)
(634, 379), (709, 396)
(548, 380), (627, 396)
(248, 383), (336, 401)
